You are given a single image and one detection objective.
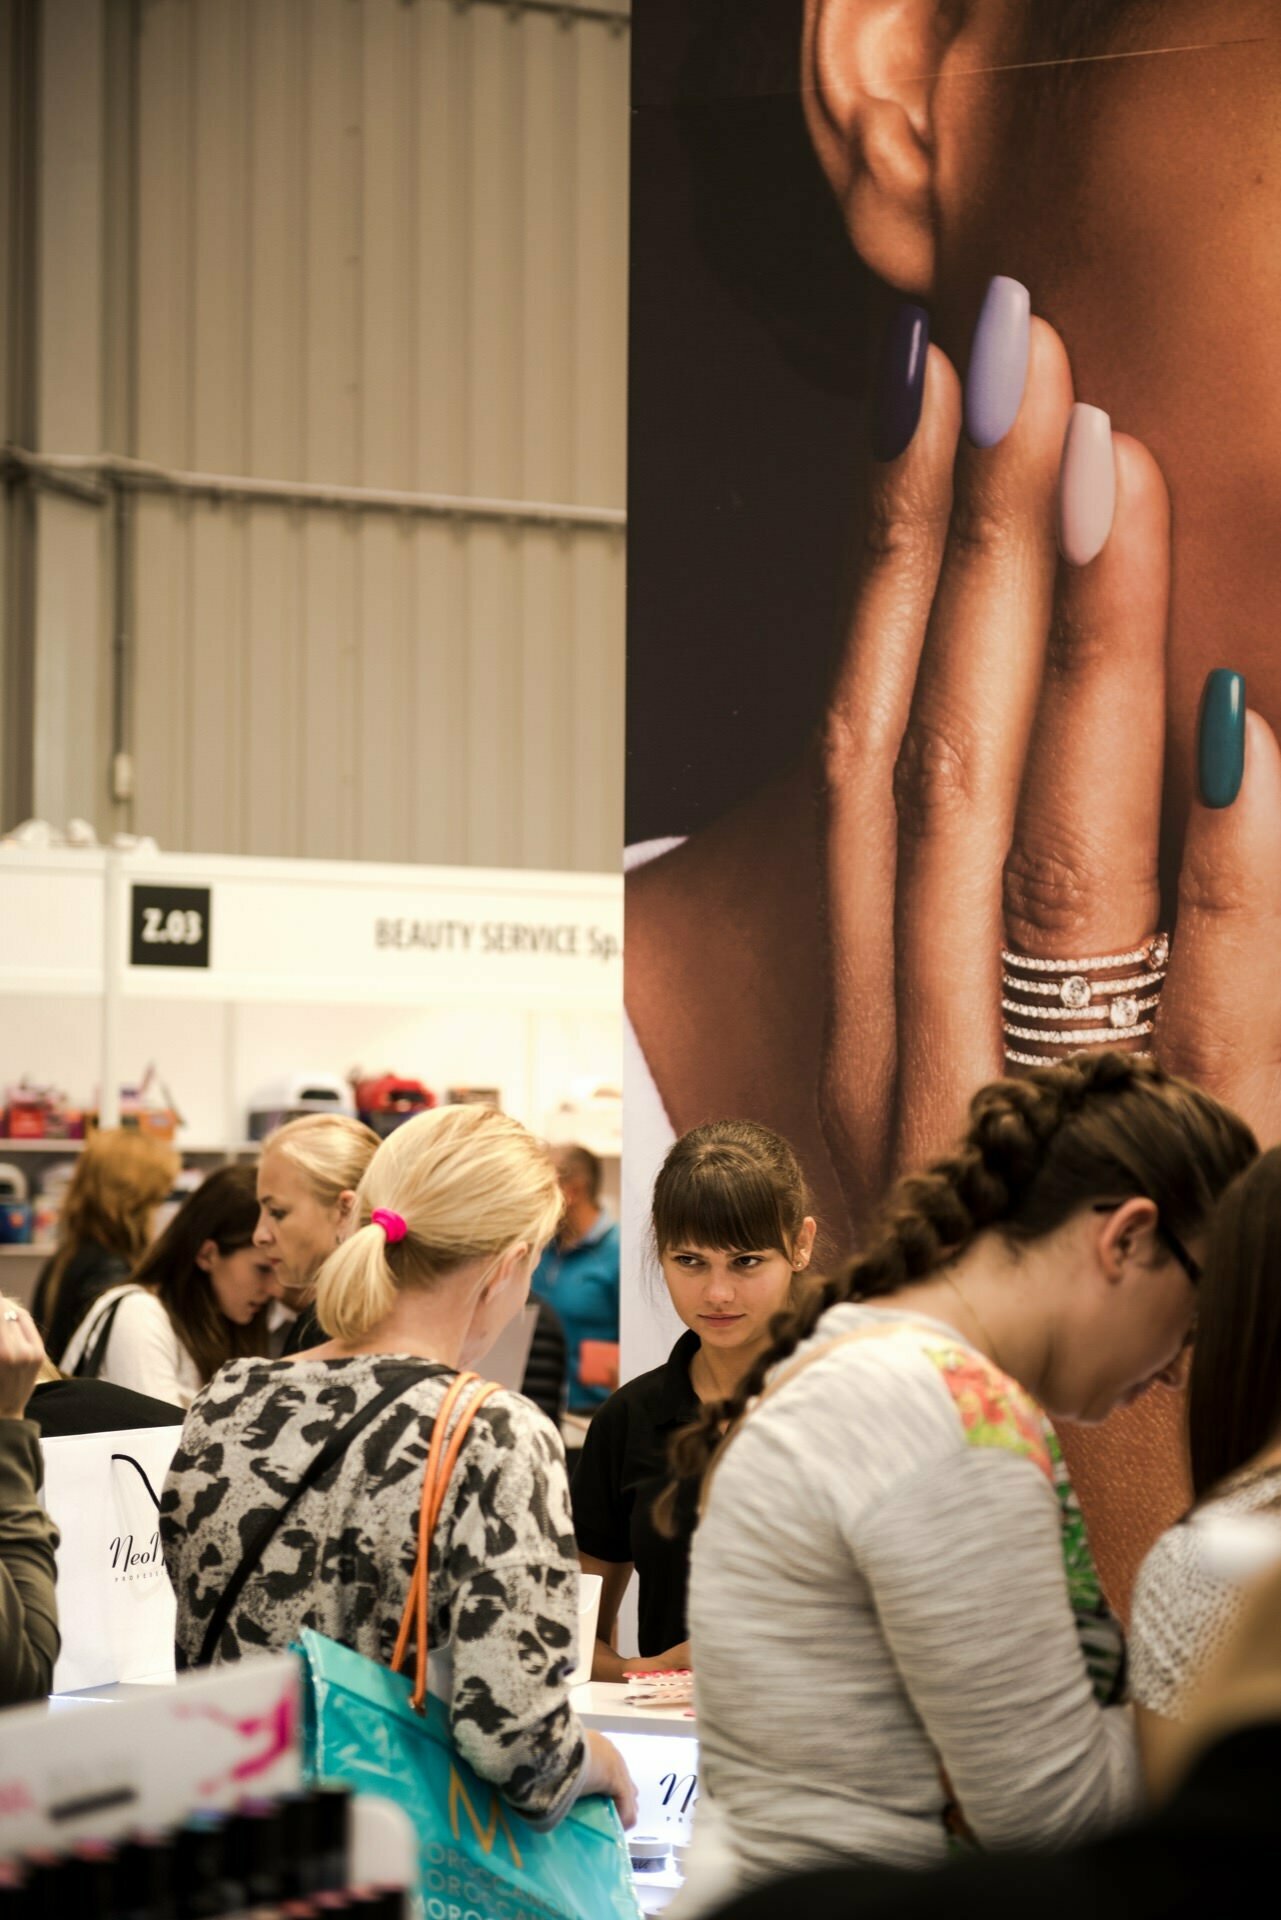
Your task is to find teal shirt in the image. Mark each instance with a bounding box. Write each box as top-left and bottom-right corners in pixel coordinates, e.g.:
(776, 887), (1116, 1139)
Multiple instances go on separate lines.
(531, 1210), (620, 1411)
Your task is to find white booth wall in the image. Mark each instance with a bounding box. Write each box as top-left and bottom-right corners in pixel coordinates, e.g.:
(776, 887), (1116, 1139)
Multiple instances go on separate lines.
(0, 847), (623, 1143)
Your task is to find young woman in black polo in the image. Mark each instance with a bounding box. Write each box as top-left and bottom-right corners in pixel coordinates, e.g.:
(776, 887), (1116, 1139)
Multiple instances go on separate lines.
(572, 1120), (815, 1679)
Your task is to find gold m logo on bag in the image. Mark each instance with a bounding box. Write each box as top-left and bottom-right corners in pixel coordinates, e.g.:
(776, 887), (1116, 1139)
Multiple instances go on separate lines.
(448, 1766), (525, 1869)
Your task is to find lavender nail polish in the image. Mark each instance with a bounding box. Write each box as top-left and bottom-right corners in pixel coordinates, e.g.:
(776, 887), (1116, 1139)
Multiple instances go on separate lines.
(872, 304), (929, 462)
(964, 276), (1031, 449)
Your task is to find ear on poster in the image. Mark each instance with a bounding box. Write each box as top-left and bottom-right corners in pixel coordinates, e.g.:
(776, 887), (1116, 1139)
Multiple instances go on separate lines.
(802, 0), (965, 293)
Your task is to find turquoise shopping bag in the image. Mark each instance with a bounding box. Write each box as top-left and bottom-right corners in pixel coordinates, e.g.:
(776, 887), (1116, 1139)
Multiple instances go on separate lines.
(294, 1372), (639, 1920)
(297, 1629), (639, 1920)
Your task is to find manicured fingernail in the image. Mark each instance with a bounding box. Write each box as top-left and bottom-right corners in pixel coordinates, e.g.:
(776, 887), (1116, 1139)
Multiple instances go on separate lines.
(964, 275), (1030, 448)
(1197, 669), (1246, 808)
(872, 304), (929, 462)
(1057, 404), (1116, 566)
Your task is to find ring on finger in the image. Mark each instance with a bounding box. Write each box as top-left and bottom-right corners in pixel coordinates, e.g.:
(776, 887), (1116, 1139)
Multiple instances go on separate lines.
(1001, 932), (1170, 1066)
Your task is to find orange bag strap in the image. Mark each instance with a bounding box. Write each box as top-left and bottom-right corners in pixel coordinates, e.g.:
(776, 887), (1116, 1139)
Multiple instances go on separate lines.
(392, 1370), (504, 1711)
(391, 1369), (473, 1688)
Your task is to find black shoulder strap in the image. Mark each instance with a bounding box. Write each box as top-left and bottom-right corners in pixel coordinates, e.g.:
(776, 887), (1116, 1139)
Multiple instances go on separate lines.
(196, 1370), (424, 1666)
(73, 1287), (141, 1380)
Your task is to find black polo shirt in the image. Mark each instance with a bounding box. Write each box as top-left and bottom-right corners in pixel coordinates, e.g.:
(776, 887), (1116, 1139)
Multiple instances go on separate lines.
(571, 1329), (705, 1658)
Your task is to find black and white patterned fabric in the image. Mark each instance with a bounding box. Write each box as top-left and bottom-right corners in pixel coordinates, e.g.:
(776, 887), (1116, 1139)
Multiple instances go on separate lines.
(160, 1354), (585, 1824)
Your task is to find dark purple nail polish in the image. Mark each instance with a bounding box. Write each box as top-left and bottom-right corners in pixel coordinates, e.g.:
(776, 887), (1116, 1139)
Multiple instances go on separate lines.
(872, 304), (929, 462)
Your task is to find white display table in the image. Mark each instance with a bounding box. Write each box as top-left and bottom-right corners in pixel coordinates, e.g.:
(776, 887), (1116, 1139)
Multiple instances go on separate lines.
(572, 1683), (700, 1913)
(571, 1679), (697, 1736)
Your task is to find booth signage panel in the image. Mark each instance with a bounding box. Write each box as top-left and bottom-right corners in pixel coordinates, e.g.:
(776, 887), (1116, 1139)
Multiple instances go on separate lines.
(129, 885), (212, 968)
(120, 860), (623, 1002)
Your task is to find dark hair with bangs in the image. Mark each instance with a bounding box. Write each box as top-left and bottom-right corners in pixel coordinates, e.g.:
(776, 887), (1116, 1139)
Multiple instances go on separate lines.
(132, 1164), (273, 1384)
(1187, 1145), (1281, 1501)
(653, 1120), (811, 1260)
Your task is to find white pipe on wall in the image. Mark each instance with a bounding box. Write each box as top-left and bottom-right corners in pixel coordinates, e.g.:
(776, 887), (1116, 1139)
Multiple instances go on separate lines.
(2, 447), (626, 533)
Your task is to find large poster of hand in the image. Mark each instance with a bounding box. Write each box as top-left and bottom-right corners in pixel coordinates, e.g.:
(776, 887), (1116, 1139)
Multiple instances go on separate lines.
(624, 1), (1281, 1615)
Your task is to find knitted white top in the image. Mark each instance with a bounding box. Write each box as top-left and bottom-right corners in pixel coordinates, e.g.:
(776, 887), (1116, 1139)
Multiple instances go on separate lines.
(1129, 1465), (1281, 1720)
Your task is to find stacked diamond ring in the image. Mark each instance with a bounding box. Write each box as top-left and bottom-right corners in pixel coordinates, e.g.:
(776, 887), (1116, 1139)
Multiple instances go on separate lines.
(1001, 934), (1170, 1068)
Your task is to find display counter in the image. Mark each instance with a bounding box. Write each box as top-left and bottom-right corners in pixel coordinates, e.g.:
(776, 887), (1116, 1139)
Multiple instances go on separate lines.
(573, 1683), (700, 1913)
(49, 1675), (701, 1913)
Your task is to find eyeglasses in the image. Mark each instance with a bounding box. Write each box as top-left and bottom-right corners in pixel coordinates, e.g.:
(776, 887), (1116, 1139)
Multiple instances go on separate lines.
(1092, 1201), (1202, 1287)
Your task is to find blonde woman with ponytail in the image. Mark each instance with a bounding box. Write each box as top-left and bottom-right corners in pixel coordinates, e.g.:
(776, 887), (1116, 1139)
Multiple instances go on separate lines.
(161, 1106), (636, 1832)
(665, 1053), (1255, 1911)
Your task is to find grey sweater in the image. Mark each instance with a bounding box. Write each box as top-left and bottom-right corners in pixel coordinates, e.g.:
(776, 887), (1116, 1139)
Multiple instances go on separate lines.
(686, 1305), (1138, 1889)
(0, 1417), (60, 1706)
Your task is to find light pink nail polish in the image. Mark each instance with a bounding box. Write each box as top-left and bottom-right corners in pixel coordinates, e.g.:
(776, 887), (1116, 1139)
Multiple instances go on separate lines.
(1058, 403), (1116, 566)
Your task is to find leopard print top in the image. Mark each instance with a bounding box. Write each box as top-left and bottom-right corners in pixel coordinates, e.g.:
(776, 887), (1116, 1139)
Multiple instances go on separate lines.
(160, 1354), (585, 1824)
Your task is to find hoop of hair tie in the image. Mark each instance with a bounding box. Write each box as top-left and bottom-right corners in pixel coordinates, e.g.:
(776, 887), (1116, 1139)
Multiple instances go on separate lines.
(371, 1208), (408, 1244)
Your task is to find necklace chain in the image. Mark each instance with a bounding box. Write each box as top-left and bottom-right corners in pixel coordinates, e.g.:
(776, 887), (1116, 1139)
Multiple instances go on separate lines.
(942, 1273), (1007, 1377)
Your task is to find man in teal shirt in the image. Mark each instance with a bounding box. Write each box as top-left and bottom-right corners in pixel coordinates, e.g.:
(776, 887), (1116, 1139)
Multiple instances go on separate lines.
(531, 1144), (620, 1414)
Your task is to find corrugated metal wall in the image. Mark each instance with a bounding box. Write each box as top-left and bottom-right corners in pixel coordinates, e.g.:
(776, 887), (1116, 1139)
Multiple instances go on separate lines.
(4, 0), (629, 871)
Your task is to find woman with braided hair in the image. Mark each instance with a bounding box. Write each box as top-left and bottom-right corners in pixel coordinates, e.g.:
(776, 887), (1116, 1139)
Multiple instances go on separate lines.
(663, 1052), (1255, 1911)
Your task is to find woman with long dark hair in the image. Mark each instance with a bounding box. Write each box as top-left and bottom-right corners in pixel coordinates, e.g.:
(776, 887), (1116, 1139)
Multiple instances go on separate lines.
(662, 1054), (1253, 1907)
(1129, 1145), (1281, 1773)
(60, 1165), (276, 1407)
(574, 1120), (816, 1680)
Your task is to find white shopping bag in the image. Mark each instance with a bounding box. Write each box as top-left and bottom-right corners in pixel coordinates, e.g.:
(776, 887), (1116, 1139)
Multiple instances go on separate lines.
(40, 1425), (184, 1693)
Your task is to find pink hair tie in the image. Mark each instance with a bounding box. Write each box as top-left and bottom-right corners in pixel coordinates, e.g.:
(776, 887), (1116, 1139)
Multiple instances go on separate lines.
(371, 1208), (408, 1244)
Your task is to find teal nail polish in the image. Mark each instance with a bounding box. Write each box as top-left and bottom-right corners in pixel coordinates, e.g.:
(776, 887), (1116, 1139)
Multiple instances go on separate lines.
(1197, 669), (1246, 809)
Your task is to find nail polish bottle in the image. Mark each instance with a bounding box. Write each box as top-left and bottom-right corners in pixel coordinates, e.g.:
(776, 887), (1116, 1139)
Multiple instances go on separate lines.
(228, 1799), (288, 1909)
(278, 1793), (322, 1900)
(63, 1841), (119, 1914)
(173, 1811), (241, 1918)
(309, 1784), (352, 1894)
(344, 1895), (406, 1920)
(17, 1852), (65, 1920)
(0, 1864), (34, 1920)
(111, 1830), (178, 1920)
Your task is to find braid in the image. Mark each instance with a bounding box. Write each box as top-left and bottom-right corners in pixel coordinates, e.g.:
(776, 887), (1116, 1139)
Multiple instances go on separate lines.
(657, 1050), (1255, 1532)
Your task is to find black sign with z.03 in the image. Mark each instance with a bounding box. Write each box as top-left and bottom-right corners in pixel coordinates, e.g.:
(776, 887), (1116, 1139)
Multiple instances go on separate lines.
(129, 885), (212, 968)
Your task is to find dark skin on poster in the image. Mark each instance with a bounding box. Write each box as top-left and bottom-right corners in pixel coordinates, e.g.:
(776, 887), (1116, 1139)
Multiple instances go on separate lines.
(626, 0), (1281, 1616)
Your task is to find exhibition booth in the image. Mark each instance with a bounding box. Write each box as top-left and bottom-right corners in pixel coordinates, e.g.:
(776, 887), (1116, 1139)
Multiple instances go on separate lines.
(0, 842), (705, 1916)
(0, 844), (624, 1304)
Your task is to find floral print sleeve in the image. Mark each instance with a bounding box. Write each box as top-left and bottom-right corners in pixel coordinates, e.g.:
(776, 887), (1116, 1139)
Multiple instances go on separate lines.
(160, 1356), (585, 1824)
(921, 1340), (1124, 1704)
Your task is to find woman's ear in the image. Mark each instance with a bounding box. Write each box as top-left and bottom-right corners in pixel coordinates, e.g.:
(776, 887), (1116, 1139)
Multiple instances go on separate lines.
(194, 1238), (218, 1274)
(1096, 1197), (1160, 1285)
(793, 1216), (819, 1270)
(335, 1189), (357, 1237)
(802, 0), (960, 294)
